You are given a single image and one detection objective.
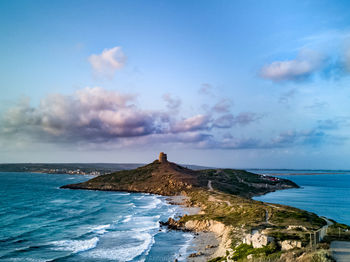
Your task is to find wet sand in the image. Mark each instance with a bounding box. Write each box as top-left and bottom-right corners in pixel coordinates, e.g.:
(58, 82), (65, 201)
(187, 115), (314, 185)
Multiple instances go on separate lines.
(166, 195), (221, 261)
(188, 232), (220, 262)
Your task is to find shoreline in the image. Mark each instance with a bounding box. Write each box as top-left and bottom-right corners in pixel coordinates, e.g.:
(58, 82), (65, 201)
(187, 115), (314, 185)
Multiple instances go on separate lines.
(59, 159), (350, 261)
(165, 195), (221, 261)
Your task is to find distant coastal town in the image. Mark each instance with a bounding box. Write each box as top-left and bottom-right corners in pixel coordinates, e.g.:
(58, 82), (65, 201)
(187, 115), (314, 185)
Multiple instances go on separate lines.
(40, 168), (103, 175)
(0, 163), (143, 175)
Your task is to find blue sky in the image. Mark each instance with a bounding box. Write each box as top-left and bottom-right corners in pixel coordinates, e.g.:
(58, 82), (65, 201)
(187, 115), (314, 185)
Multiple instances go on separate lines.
(1, 0), (350, 168)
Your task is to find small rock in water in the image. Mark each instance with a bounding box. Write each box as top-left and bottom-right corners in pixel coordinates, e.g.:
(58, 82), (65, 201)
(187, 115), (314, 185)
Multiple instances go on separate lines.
(188, 252), (203, 257)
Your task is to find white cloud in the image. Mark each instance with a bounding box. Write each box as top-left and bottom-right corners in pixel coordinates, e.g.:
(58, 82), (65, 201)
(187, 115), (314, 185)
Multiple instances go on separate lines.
(171, 115), (210, 133)
(88, 46), (127, 77)
(212, 99), (232, 113)
(0, 87), (158, 142)
(213, 112), (261, 128)
(162, 93), (181, 111)
(0, 88), (264, 149)
(260, 49), (325, 82)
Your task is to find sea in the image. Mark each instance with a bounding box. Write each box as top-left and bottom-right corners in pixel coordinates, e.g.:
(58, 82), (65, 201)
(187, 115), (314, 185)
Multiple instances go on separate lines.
(251, 169), (350, 225)
(0, 172), (194, 262)
(2, 170), (350, 262)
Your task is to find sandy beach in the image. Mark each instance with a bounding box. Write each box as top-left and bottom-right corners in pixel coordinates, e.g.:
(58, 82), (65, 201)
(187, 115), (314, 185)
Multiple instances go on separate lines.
(188, 232), (219, 262)
(166, 195), (221, 261)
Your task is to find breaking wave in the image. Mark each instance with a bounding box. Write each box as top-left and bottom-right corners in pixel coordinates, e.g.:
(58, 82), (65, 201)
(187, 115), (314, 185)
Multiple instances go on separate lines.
(51, 237), (99, 253)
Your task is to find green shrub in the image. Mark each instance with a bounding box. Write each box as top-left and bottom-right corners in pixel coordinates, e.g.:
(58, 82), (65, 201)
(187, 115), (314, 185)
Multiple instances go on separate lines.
(230, 243), (279, 261)
(208, 257), (225, 262)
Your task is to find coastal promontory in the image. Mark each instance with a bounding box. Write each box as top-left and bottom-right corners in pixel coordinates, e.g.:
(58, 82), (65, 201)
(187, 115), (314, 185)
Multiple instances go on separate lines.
(61, 152), (297, 197)
(62, 153), (348, 261)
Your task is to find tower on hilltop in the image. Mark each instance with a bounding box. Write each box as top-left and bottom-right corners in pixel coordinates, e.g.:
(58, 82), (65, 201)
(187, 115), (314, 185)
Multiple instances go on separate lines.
(159, 152), (167, 163)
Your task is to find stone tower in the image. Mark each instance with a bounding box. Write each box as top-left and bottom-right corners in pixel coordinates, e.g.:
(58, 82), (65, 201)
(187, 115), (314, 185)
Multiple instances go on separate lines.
(159, 152), (167, 163)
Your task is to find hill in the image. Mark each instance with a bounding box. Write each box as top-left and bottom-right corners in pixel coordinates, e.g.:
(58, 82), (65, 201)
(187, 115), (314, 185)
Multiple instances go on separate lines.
(61, 157), (298, 197)
(61, 153), (342, 261)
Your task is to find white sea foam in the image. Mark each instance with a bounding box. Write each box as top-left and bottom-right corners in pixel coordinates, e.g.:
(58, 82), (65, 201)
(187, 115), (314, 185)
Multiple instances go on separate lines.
(118, 192), (131, 196)
(51, 237), (99, 253)
(91, 224), (111, 234)
(125, 203), (137, 208)
(122, 215), (132, 223)
(134, 195), (145, 200)
(128, 215), (160, 232)
(140, 197), (162, 209)
(176, 233), (194, 261)
(83, 232), (154, 261)
(8, 258), (48, 262)
(168, 206), (179, 219)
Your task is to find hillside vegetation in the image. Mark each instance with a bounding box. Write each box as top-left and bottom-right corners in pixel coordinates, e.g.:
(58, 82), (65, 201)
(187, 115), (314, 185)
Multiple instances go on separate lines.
(62, 160), (297, 197)
(62, 158), (334, 261)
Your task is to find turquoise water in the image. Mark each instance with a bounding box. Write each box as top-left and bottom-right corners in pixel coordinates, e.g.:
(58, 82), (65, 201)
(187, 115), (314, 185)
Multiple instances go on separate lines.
(0, 172), (193, 262)
(252, 171), (350, 225)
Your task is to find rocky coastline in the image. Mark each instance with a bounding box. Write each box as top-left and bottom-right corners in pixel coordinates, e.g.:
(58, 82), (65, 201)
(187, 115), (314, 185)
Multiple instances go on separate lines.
(61, 153), (348, 261)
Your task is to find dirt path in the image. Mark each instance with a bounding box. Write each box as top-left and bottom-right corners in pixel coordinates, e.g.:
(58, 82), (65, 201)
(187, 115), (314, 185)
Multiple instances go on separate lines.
(321, 216), (334, 226)
(208, 180), (213, 191)
(331, 241), (350, 262)
(207, 181), (232, 206)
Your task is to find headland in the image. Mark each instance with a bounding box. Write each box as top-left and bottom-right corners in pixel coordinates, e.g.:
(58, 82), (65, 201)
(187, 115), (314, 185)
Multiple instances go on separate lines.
(62, 153), (350, 261)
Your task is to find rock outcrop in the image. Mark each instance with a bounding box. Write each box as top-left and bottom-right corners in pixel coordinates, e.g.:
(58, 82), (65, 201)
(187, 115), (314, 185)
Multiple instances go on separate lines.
(182, 219), (234, 258)
(243, 230), (275, 248)
(280, 240), (302, 250)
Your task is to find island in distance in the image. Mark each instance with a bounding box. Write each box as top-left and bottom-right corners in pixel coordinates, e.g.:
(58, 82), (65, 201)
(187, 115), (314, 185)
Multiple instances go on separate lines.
(62, 153), (350, 261)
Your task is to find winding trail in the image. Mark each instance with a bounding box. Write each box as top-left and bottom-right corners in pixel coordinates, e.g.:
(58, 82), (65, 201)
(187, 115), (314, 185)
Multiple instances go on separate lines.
(208, 180), (214, 191)
(207, 180), (231, 206)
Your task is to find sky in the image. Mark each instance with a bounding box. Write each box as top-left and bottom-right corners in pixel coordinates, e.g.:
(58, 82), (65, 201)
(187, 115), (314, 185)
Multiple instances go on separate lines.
(1, 0), (350, 168)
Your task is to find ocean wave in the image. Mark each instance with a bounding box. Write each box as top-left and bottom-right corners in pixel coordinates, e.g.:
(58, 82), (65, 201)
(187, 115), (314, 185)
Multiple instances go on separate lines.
(50, 237), (99, 253)
(83, 232), (154, 261)
(117, 192), (131, 196)
(54, 206), (104, 223)
(134, 195), (145, 200)
(125, 203), (136, 208)
(122, 215), (132, 223)
(91, 224), (111, 234)
(50, 199), (70, 204)
(122, 215), (160, 232)
(6, 258), (48, 262)
(176, 233), (193, 261)
(131, 222), (159, 232)
(167, 206), (180, 219)
(139, 197), (163, 209)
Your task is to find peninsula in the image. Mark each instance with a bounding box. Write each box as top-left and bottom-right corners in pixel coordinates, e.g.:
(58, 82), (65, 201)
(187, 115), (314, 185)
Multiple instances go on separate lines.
(62, 153), (349, 261)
